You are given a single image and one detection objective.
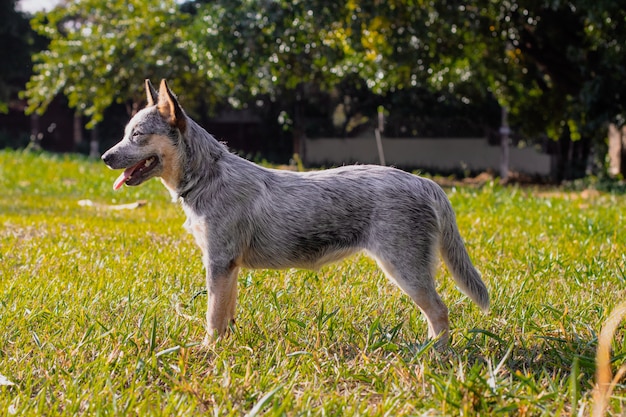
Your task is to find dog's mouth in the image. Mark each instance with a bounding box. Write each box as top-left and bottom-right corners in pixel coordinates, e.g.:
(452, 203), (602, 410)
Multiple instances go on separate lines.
(113, 156), (160, 190)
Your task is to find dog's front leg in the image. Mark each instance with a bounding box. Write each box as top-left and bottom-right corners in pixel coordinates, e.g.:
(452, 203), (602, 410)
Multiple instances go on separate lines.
(203, 262), (239, 345)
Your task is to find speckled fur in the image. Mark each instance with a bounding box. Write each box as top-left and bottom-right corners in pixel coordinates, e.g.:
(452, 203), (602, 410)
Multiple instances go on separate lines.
(102, 79), (489, 347)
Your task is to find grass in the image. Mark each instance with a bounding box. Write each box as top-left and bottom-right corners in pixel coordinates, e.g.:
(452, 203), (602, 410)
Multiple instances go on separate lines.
(0, 149), (624, 416)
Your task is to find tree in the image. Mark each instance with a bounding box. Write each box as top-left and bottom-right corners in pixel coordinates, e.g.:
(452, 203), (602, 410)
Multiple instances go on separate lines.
(22, 0), (201, 128)
(186, 1), (347, 100)
(184, 0), (353, 154)
(22, 0), (626, 177)
(0, 0), (46, 113)
(496, 1), (624, 177)
(183, 1), (499, 153)
(335, 0), (626, 178)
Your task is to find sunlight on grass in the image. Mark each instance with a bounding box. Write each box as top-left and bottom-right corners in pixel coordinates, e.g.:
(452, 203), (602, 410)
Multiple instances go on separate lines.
(0, 149), (625, 415)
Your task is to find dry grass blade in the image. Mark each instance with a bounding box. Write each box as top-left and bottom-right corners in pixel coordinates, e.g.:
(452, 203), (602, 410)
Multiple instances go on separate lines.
(592, 300), (626, 417)
(78, 199), (148, 210)
(0, 374), (15, 386)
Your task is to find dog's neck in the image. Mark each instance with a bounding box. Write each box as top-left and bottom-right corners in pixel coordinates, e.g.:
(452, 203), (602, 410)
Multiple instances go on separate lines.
(161, 178), (181, 201)
(165, 119), (227, 202)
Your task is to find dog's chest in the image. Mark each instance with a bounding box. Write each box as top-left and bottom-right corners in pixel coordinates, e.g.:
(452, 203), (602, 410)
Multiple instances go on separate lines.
(182, 206), (208, 254)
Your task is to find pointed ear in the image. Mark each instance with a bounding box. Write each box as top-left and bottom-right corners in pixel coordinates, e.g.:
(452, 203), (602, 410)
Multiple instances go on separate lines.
(157, 79), (187, 133)
(145, 79), (158, 106)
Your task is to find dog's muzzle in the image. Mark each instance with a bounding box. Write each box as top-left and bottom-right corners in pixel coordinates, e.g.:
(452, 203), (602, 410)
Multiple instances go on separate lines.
(101, 148), (119, 169)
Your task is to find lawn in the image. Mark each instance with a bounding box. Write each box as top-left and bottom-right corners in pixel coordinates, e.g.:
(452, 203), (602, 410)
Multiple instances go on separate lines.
(0, 149), (624, 416)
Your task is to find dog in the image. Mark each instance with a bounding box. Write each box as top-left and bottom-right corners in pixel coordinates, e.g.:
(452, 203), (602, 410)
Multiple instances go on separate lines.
(101, 79), (489, 348)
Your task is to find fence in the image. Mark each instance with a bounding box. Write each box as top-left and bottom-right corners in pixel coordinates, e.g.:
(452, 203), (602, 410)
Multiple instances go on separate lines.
(303, 137), (552, 176)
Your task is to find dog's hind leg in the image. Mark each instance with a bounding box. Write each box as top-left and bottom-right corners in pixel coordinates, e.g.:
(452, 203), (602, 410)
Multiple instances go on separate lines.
(371, 249), (450, 348)
(203, 262), (239, 344)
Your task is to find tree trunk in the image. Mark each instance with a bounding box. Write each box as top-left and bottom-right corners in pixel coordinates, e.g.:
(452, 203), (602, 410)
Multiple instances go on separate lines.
(89, 125), (100, 158)
(29, 113), (41, 150)
(572, 135), (591, 178)
(292, 84), (305, 160)
(556, 125), (592, 181)
(556, 126), (571, 182)
(73, 112), (83, 146)
(608, 123), (626, 178)
(499, 106), (510, 182)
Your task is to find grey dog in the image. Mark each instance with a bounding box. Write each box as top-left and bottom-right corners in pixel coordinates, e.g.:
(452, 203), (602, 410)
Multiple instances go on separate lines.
(101, 79), (489, 347)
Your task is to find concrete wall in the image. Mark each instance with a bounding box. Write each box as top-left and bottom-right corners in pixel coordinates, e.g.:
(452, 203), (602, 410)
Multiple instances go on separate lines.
(304, 137), (552, 176)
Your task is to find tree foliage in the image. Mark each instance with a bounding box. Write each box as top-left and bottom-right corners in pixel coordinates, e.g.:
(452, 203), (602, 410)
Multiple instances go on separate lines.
(454, 1), (626, 141)
(22, 0), (198, 127)
(20, 0), (626, 149)
(184, 0), (626, 142)
(184, 0), (351, 109)
(0, 0), (45, 113)
(186, 1), (476, 101)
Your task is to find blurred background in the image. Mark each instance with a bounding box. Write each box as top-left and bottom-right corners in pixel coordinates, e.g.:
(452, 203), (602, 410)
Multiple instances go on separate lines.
(1, 0), (625, 182)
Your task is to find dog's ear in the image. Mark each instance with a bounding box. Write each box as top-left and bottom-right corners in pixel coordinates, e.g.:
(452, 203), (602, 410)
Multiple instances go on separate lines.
(145, 79), (158, 106)
(157, 79), (187, 133)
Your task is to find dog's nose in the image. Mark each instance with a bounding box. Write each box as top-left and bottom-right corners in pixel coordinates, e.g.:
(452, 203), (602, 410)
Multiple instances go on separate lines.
(101, 150), (114, 166)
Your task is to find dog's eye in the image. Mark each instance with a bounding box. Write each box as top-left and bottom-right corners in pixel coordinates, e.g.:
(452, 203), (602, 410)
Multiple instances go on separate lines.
(131, 131), (148, 142)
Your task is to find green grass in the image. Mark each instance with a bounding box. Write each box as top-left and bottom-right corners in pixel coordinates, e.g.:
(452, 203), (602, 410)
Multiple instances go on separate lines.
(0, 149), (624, 416)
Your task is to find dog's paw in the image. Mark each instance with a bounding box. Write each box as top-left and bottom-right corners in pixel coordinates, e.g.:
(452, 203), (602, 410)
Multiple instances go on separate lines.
(201, 329), (222, 348)
(201, 334), (213, 348)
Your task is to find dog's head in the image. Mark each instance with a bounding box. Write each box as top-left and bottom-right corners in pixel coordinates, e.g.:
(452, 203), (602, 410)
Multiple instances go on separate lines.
(102, 79), (187, 191)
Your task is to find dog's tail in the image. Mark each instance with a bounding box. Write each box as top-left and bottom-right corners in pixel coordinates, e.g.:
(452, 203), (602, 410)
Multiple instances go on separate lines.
(437, 193), (489, 313)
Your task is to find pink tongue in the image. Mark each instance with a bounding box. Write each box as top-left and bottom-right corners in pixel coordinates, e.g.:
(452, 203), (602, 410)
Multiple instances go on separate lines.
(113, 168), (134, 190)
(113, 161), (145, 190)
(112, 159), (151, 190)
